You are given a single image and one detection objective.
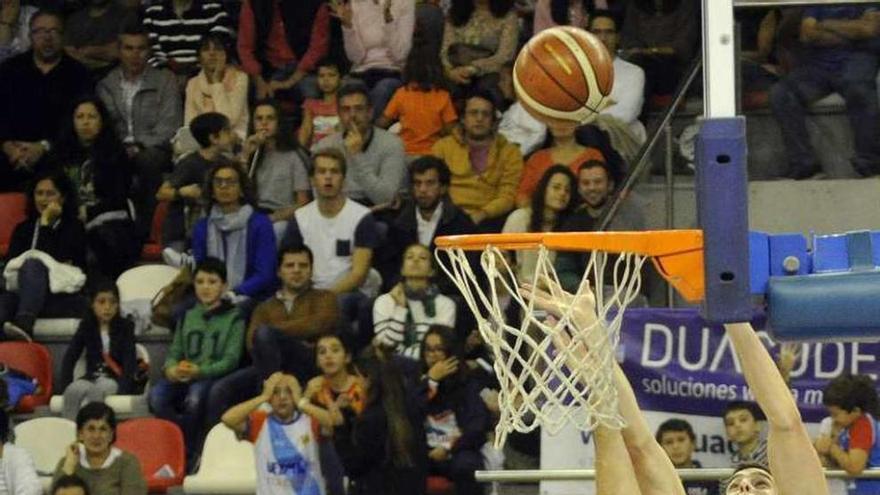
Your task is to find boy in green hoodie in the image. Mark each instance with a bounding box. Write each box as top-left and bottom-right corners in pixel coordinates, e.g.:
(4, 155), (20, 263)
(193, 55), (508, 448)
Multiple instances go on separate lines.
(148, 257), (245, 469)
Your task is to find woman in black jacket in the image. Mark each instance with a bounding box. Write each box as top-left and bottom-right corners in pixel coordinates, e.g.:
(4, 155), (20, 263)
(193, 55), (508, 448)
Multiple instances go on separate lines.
(420, 325), (489, 495)
(45, 95), (139, 278)
(0, 170), (86, 340)
(59, 278), (138, 420)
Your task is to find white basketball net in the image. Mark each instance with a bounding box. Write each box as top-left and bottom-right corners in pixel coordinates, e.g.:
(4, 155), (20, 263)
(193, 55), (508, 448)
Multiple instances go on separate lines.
(436, 245), (647, 447)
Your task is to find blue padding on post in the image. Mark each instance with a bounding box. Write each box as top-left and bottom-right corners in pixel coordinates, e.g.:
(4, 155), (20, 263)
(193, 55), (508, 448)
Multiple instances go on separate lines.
(813, 234), (851, 272)
(847, 231), (874, 271)
(873, 232), (880, 266)
(767, 271), (880, 341)
(768, 233), (810, 277)
(695, 117), (752, 322)
(750, 232), (769, 295)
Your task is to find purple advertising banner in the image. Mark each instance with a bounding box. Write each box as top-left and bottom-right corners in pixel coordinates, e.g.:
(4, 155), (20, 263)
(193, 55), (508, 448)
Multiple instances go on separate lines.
(619, 308), (880, 422)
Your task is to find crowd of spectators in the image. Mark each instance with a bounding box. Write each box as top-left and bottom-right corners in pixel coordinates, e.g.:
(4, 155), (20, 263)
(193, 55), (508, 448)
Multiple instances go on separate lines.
(0, 1), (879, 494)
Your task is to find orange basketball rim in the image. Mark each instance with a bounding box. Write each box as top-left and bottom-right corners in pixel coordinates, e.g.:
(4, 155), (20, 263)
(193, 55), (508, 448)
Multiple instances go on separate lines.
(434, 230), (705, 302)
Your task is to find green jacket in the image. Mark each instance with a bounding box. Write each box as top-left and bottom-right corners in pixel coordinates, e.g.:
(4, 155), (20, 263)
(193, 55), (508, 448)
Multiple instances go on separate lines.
(164, 301), (245, 379)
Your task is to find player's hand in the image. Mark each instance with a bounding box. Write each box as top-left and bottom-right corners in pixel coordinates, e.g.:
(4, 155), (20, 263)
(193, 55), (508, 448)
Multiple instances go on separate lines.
(428, 357), (459, 381)
(521, 277), (602, 370)
(521, 276), (599, 331)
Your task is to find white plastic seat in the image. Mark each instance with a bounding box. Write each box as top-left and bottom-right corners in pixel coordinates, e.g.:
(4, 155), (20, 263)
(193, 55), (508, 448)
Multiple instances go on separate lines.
(49, 344), (151, 416)
(117, 264), (180, 335)
(14, 417), (76, 475)
(183, 423), (256, 494)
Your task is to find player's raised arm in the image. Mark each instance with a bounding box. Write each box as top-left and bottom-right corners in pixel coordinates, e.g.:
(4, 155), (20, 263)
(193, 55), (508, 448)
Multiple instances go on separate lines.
(523, 280), (685, 495)
(723, 322), (828, 495)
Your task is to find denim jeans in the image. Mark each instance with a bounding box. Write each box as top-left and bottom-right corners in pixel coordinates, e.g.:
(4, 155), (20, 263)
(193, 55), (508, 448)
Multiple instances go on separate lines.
(149, 378), (215, 458)
(770, 52), (880, 177)
(251, 325), (317, 383)
(0, 258), (50, 335)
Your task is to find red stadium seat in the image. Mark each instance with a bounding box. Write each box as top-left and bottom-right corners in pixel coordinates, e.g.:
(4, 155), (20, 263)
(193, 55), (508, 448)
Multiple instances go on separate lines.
(116, 418), (186, 493)
(0, 193), (27, 258)
(0, 341), (52, 413)
(141, 202), (169, 261)
(426, 475), (455, 495)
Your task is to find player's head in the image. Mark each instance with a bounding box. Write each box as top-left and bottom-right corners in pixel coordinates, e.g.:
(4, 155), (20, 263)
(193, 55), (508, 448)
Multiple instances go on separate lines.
(723, 401), (764, 447)
(655, 418), (696, 468)
(823, 374), (879, 429)
(725, 463), (776, 495)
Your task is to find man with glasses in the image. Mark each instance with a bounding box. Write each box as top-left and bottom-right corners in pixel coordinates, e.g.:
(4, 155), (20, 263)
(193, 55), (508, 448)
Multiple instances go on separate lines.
(0, 9), (91, 191)
(432, 89), (523, 233)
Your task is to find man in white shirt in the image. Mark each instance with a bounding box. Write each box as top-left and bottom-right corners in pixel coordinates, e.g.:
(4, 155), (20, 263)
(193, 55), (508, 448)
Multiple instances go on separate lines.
(281, 147), (380, 346)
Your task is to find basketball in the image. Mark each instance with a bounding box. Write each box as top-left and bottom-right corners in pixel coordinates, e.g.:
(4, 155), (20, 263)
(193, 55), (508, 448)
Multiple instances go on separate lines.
(513, 26), (615, 126)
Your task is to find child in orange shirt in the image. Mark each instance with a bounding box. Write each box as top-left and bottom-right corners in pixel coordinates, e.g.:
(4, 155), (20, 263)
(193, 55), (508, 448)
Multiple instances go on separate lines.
(377, 41), (457, 157)
(298, 59), (342, 150)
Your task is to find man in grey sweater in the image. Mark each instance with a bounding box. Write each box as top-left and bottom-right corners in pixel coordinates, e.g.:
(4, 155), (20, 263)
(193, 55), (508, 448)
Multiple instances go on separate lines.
(313, 81), (406, 208)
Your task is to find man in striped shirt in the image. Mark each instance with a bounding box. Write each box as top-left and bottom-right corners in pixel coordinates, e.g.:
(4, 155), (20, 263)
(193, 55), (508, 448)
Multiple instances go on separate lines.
(142, 0), (232, 79)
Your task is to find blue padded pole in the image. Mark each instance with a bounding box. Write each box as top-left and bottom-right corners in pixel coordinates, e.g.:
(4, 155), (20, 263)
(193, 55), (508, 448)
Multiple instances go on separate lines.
(695, 117), (752, 322)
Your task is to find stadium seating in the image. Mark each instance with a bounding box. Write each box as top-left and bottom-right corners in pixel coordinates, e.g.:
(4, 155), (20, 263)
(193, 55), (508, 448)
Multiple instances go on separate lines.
(14, 416), (76, 487)
(117, 417), (186, 493)
(49, 343), (152, 417)
(183, 423), (256, 494)
(0, 341), (52, 413)
(117, 264), (180, 336)
(427, 475), (456, 495)
(0, 192), (26, 258)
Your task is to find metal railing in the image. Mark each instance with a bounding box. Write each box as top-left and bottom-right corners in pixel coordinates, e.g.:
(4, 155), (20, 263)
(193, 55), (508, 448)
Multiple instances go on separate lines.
(596, 55), (703, 233)
(476, 467), (880, 482)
